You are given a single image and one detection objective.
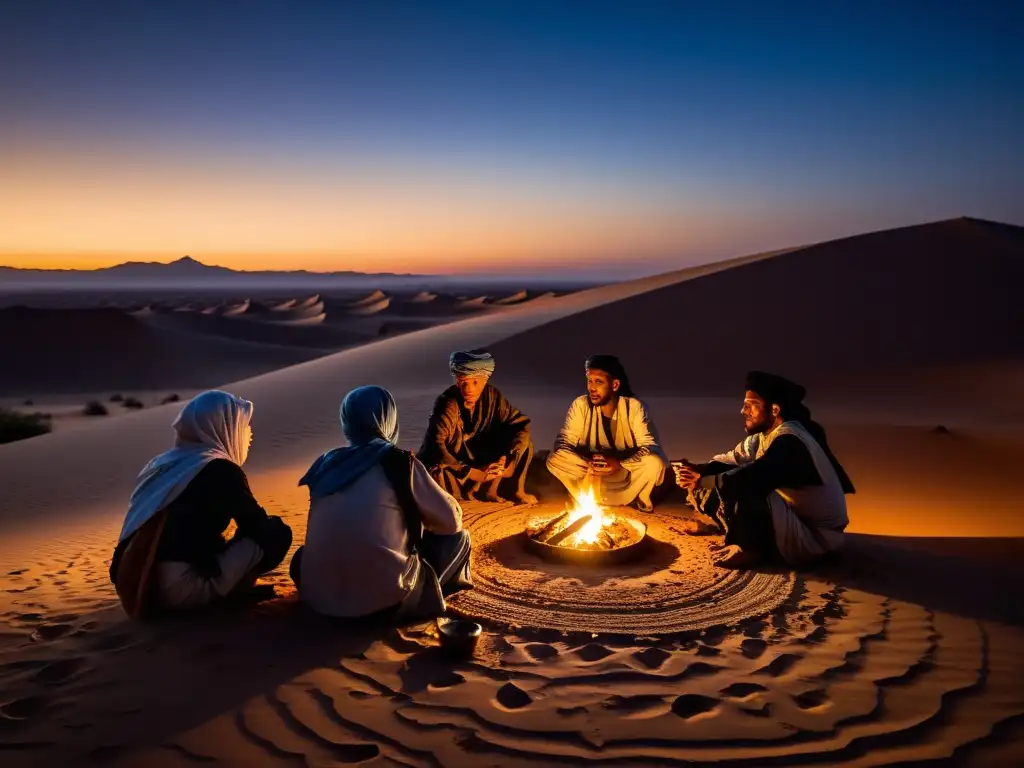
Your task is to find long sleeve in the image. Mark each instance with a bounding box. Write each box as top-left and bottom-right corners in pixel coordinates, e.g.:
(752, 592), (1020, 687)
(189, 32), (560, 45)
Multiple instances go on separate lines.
(621, 399), (662, 471)
(494, 390), (531, 460)
(410, 458), (463, 534)
(695, 460), (733, 476)
(418, 395), (472, 482)
(700, 435), (822, 501)
(552, 397), (589, 458)
(200, 460), (270, 539)
(710, 435), (760, 467)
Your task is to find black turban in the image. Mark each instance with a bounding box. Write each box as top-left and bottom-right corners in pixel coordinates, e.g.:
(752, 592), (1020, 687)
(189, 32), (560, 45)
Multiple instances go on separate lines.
(745, 371), (855, 494)
(585, 355), (635, 397)
(744, 371), (806, 409)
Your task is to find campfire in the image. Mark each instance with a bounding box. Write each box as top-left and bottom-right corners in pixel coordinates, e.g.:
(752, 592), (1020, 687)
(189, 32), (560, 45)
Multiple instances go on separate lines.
(524, 483), (647, 564)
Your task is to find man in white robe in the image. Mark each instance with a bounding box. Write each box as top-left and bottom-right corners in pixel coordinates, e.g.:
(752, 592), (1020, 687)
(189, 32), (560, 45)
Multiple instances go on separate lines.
(674, 371), (855, 569)
(546, 355), (668, 512)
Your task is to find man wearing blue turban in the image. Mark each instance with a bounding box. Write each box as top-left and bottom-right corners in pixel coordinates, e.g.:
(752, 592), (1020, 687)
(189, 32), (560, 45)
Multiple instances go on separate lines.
(417, 349), (537, 504)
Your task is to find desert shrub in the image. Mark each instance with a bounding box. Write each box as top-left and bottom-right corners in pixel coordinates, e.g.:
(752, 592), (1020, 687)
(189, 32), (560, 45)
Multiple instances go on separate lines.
(161, 393), (181, 404)
(109, 393), (125, 402)
(23, 398), (33, 406)
(122, 397), (145, 410)
(0, 408), (53, 444)
(83, 400), (109, 416)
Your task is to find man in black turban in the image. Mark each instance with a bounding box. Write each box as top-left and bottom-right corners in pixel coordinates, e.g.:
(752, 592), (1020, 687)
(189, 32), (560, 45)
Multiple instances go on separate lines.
(673, 371), (854, 569)
(546, 355), (667, 512)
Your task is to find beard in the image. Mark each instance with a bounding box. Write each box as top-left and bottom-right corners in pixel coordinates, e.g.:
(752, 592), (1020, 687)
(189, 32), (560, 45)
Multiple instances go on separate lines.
(744, 415), (772, 435)
(589, 392), (612, 407)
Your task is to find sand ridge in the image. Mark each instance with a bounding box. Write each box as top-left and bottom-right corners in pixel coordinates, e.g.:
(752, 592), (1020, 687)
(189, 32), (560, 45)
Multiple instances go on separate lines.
(1, 220), (1023, 764)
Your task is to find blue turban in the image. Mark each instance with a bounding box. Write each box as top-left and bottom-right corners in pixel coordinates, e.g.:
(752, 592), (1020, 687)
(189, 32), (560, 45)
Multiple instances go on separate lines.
(299, 385), (399, 500)
(450, 350), (495, 378)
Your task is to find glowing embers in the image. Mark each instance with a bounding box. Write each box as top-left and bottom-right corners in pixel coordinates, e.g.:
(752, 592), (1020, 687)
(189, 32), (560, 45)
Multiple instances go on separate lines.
(524, 486), (647, 565)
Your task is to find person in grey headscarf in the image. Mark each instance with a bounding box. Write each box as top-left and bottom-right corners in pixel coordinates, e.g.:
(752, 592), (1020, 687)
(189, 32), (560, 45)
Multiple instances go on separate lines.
(109, 390), (292, 617)
(291, 385), (472, 621)
(417, 349), (537, 504)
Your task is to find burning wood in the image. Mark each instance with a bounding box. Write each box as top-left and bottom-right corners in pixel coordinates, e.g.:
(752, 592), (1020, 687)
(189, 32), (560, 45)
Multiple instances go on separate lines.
(546, 515), (592, 546)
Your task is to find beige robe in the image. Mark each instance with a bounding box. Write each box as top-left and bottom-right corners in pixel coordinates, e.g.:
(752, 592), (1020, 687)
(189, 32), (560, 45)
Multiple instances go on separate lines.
(545, 395), (667, 510)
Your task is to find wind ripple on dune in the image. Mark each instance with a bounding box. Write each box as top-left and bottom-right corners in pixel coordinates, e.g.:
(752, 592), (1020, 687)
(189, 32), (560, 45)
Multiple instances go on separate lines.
(0, 512), (1023, 766)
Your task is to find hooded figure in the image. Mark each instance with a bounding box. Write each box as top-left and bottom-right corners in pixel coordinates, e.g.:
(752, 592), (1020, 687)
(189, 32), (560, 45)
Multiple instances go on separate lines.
(110, 390), (292, 616)
(673, 372), (853, 569)
(292, 385), (473, 621)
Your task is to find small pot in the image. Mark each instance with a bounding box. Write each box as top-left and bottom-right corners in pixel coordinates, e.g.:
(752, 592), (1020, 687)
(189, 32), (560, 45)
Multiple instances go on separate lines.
(437, 618), (482, 657)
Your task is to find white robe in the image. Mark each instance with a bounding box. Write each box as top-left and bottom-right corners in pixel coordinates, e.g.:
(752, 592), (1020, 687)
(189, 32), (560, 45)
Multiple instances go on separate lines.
(545, 395), (667, 509)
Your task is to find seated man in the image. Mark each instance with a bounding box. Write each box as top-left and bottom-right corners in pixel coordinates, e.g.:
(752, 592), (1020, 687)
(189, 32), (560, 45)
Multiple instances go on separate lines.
(673, 371), (855, 569)
(417, 350), (537, 504)
(546, 354), (667, 512)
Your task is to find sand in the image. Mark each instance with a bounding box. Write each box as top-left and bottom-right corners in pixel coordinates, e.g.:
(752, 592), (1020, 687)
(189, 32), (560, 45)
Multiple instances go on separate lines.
(1, 218), (1022, 765)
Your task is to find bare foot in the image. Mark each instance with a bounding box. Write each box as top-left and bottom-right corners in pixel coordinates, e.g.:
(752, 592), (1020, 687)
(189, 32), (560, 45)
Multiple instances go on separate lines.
(510, 492), (538, 506)
(713, 545), (760, 569)
(478, 489), (503, 503)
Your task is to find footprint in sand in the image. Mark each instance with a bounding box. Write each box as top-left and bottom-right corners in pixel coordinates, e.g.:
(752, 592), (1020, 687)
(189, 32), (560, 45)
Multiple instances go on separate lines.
(32, 657), (88, 684)
(574, 643), (614, 662)
(695, 644), (722, 657)
(754, 653), (800, 677)
(31, 623), (74, 642)
(0, 695), (49, 720)
(720, 682), (769, 698)
(6, 569), (27, 576)
(793, 688), (830, 710)
(601, 694), (668, 714)
(670, 694), (719, 719)
(429, 671), (466, 689)
(524, 643), (559, 661)
(495, 682), (532, 710)
(632, 647), (671, 669)
(740, 638), (768, 659)
(556, 706), (589, 716)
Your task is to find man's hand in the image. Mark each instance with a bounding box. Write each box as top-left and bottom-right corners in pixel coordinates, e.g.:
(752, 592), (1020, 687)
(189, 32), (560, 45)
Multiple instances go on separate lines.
(486, 457), (506, 480)
(672, 459), (701, 490)
(589, 454), (621, 477)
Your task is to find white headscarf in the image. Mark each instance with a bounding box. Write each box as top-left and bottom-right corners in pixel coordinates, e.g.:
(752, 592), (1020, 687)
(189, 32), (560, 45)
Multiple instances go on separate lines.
(117, 390), (253, 543)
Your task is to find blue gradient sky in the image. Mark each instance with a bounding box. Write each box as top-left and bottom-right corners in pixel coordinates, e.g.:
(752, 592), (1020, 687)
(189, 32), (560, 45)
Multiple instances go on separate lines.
(2, 1), (1022, 276)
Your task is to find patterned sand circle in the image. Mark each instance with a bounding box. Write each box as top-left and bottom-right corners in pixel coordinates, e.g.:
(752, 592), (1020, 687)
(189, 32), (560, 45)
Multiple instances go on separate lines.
(451, 502), (796, 635)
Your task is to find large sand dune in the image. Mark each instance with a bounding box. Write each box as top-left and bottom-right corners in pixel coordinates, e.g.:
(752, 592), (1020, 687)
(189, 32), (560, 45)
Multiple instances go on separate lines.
(0, 307), (320, 396)
(0, 219), (1021, 766)
(490, 217), (1024, 396)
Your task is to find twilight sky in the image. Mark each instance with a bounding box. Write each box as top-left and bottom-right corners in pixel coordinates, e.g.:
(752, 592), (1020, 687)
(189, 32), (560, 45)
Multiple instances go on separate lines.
(2, 1), (1022, 277)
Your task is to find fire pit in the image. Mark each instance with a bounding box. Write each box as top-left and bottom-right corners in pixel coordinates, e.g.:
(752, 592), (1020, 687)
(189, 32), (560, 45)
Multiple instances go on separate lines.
(524, 486), (648, 565)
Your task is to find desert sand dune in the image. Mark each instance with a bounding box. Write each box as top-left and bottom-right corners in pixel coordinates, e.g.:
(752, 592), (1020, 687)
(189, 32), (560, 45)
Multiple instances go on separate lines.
(0, 220), (1021, 766)
(492, 289), (530, 305)
(345, 295), (391, 315)
(259, 311), (327, 326)
(346, 288), (387, 308)
(293, 293), (321, 309)
(220, 299), (251, 317)
(490, 218), (1024, 395)
(455, 295), (490, 310)
(0, 307), (321, 397)
(408, 291), (438, 304)
(266, 298), (298, 311)
(143, 310), (369, 350)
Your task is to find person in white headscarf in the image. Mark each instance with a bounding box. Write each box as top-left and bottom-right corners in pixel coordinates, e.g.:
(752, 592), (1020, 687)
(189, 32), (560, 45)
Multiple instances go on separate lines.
(109, 390), (292, 616)
(291, 385), (472, 621)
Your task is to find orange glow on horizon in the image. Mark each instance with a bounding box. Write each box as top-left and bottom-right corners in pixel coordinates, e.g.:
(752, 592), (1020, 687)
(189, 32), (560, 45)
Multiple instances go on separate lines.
(0, 142), (757, 274)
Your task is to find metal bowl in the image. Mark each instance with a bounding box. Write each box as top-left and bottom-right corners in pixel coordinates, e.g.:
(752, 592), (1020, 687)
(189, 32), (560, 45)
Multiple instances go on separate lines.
(437, 618), (482, 657)
(523, 515), (648, 566)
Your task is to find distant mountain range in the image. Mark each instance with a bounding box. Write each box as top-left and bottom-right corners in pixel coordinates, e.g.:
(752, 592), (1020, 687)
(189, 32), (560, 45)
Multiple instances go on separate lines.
(0, 255), (435, 289)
